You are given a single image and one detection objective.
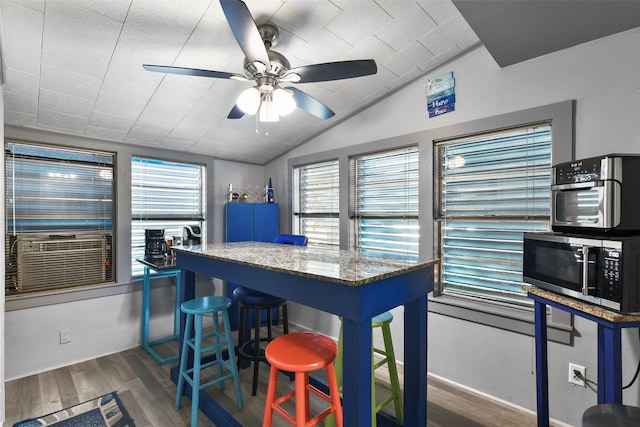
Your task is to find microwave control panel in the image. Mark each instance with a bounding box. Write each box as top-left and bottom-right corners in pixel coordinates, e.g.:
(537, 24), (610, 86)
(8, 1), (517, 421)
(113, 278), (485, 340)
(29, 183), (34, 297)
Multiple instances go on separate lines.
(601, 248), (622, 303)
(554, 158), (602, 185)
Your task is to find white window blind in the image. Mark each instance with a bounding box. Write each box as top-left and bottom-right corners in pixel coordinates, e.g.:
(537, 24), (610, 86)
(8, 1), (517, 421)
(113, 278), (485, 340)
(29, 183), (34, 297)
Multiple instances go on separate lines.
(351, 147), (419, 259)
(293, 160), (339, 247)
(5, 141), (114, 294)
(435, 124), (552, 304)
(131, 157), (205, 277)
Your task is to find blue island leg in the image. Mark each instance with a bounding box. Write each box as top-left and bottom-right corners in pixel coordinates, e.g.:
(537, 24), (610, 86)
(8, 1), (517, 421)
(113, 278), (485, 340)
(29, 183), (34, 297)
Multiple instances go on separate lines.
(342, 316), (373, 426)
(404, 295), (427, 427)
(598, 323), (623, 404)
(534, 300), (549, 427)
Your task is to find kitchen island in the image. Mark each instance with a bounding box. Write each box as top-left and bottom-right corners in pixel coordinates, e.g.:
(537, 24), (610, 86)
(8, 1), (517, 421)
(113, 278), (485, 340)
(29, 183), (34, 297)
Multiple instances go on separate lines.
(173, 242), (437, 426)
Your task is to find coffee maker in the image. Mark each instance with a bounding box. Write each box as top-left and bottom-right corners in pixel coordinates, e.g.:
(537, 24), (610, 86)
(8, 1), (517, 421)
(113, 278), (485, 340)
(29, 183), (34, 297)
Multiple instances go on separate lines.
(183, 225), (202, 246)
(144, 229), (168, 263)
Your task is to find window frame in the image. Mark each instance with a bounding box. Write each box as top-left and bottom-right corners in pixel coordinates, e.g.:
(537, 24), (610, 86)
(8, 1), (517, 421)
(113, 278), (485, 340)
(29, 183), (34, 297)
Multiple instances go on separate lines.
(434, 124), (552, 305)
(349, 146), (420, 259)
(292, 159), (340, 248)
(5, 140), (116, 295)
(425, 101), (574, 342)
(130, 156), (206, 278)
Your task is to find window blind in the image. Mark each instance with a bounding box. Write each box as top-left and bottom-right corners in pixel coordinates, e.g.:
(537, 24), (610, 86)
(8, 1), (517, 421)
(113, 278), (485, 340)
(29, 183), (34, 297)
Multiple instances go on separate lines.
(351, 147), (419, 259)
(435, 124), (552, 304)
(5, 141), (115, 294)
(293, 160), (339, 247)
(131, 157), (205, 277)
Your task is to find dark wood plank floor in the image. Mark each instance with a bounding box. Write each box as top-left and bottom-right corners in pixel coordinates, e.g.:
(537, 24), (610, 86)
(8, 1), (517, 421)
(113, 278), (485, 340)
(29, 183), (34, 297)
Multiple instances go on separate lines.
(5, 331), (557, 427)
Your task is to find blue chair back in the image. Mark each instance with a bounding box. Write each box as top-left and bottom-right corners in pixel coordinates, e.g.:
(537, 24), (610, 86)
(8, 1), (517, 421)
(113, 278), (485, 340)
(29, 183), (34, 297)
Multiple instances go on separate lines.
(274, 234), (308, 246)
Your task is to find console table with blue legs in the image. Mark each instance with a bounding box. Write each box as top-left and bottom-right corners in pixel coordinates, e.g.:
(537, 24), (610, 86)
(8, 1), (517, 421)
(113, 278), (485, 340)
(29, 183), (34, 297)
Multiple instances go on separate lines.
(527, 286), (640, 427)
(137, 258), (182, 365)
(173, 242), (436, 427)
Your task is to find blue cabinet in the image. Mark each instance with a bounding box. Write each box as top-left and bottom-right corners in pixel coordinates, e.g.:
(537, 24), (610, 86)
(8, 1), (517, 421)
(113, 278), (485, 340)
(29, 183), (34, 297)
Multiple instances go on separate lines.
(225, 203), (279, 328)
(225, 203), (279, 243)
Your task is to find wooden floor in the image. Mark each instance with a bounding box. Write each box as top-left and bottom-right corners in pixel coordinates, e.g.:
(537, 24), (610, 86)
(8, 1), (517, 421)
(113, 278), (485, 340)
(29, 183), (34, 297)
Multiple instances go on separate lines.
(5, 332), (554, 427)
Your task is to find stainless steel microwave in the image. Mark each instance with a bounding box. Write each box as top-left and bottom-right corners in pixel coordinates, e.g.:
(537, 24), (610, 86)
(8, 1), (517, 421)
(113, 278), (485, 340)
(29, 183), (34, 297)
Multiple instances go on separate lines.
(551, 154), (640, 235)
(523, 232), (640, 312)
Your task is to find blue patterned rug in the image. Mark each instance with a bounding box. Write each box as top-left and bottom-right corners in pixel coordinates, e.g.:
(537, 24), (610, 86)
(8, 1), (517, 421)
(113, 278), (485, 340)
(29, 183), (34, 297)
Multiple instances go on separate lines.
(13, 392), (134, 427)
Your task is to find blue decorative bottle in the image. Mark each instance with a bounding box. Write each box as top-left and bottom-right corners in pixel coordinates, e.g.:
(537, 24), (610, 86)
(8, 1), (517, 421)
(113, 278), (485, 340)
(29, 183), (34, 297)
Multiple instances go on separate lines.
(267, 178), (274, 203)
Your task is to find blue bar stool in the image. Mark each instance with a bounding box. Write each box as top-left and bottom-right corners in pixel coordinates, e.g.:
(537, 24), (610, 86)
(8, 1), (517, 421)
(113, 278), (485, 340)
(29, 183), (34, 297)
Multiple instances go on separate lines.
(175, 296), (243, 427)
(233, 234), (308, 396)
(234, 287), (289, 396)
(582, 404), (640, 426)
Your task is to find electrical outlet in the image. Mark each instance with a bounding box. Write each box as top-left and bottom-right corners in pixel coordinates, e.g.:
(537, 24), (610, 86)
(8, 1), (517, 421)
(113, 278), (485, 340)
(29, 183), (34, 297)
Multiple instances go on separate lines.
(569, 363), (586, 387)
(60, 328), (71, 344)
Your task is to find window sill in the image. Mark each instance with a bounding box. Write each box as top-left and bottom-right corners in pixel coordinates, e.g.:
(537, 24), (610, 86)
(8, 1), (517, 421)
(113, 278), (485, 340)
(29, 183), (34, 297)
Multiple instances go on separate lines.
(428, 293), (573, 345)
(5, 281), (139, 312)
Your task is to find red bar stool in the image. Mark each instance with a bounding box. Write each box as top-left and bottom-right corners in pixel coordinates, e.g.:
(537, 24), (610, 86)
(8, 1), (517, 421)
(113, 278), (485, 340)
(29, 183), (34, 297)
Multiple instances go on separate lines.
(263, 332), (343, 427)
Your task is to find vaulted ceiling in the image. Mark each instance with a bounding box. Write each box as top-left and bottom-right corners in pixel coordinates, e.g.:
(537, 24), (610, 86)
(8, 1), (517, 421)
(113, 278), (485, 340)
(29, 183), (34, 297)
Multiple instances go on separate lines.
(2, 1), (639, 165)
(0, 0), (480, 164)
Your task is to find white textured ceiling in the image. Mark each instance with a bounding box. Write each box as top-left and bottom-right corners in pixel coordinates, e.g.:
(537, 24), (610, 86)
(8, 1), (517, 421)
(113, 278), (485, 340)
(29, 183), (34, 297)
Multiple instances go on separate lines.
(0, 0), (480, 164)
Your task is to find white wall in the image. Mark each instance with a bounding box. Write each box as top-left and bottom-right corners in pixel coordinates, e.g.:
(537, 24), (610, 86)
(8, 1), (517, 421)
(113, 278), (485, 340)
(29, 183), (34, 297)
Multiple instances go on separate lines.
(265, 28), (640, 426)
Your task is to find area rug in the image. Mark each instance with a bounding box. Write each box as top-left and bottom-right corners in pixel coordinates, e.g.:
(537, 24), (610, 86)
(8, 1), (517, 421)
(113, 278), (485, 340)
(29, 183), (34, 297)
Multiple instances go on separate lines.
(13, 392), (134, 427)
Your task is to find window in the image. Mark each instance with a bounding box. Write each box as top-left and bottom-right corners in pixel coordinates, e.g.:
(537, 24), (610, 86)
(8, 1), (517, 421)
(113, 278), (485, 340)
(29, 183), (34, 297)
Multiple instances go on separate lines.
(131, 157), (205, 277)
(434, 124), (552, 305)
(292, 160), (339, 247)
(5, 141), (114, 295)
(351, 147), (419, 259)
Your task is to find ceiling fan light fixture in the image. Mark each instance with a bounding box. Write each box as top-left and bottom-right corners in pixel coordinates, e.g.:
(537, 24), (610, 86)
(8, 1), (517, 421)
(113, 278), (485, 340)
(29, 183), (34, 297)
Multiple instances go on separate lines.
(236, 87), (260, 115)
(259, 95), (280, 122)
(273, 88), (296, 116)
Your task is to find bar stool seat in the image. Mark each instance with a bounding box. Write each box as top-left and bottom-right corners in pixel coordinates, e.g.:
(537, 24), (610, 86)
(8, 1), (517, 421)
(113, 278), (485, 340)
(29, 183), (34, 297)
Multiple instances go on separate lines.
(234, 286), (289, 396)
(582, 403), (640, 426)
(326, 311), (403, 427)
(263, 332), (343, 427)
(175, 296), (243, 427)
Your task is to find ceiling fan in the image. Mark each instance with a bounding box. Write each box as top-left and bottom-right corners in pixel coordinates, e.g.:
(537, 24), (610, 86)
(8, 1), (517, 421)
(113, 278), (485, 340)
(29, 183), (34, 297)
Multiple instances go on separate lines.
(143, 0), (377, 123)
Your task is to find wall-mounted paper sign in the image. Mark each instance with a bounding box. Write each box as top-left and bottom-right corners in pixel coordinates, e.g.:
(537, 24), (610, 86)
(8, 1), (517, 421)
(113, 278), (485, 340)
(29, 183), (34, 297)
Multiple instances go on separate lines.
(425, 72), (455, 118)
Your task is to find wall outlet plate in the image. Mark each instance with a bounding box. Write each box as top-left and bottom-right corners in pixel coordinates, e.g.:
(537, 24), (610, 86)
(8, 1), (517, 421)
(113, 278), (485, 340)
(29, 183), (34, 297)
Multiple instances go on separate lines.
(569, 363), (586, 387)
(60, 328), (71, 344)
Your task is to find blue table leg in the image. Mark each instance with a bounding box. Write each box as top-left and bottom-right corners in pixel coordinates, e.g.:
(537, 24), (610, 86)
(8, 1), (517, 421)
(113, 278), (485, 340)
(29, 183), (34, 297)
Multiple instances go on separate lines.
(174, 270), (181, 336)
(598, 323), (623, 403)
(404, 294), (427, 427)
(141, 265), (181, 364)
(534, 300), (549, 427)
(142, 266), (151, 351)
(342, 316), (373, 426)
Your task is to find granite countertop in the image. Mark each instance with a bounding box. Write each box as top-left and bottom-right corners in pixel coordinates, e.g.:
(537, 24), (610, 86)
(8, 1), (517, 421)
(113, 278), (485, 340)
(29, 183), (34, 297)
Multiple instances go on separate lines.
(525, 286), (640, 322)
(173, 242), (438, 286)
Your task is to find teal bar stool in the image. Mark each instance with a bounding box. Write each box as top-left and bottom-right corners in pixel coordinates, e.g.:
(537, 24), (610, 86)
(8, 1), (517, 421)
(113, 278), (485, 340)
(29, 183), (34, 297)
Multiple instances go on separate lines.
(175, 296), (243, 427)
(326, 311), (403, 427)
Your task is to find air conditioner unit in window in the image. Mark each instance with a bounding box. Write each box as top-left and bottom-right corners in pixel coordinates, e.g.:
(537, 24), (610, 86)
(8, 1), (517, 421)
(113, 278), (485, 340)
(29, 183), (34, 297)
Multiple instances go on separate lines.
(15, 233), (112, 294)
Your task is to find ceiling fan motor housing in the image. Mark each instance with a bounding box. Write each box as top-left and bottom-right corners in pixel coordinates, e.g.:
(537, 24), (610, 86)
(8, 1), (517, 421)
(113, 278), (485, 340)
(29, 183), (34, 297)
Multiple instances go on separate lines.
(243, 49), (290, 79)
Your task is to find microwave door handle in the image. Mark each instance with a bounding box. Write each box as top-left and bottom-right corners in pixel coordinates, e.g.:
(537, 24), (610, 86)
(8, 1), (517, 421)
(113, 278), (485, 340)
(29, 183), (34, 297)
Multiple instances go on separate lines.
(582, 246), (590, 296)
(552, 181), (604, 191)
